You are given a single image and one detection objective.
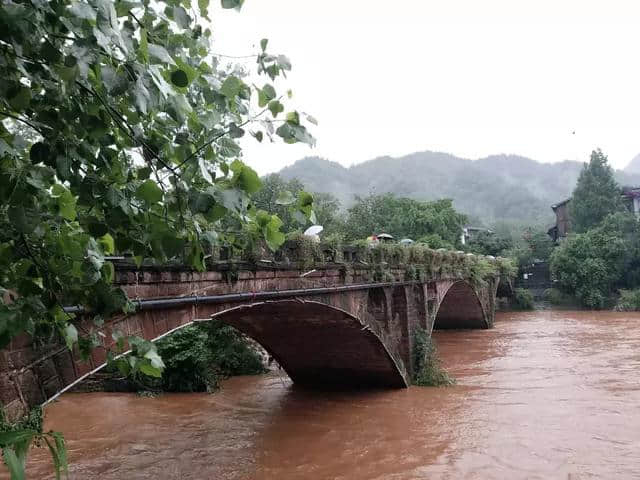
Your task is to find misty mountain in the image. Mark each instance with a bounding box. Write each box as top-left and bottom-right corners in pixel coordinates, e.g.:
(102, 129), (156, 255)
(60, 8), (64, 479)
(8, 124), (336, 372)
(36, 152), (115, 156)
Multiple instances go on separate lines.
(624, 154), (640, 175)
(278, 152), (640, 226)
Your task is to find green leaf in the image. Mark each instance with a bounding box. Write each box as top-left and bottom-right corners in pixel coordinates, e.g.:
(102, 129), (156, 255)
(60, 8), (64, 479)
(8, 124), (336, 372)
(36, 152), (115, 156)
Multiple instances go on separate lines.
(256, 210), (271, 228)
(144, 347), (165, 369)
(2, 448), (25, 480)
(115, 1), (141, 16)
(292, 210), (307, 225)
(133, 78), (151, 114)
(228, 123), (244, 138)
(286, 111), (300, 125)
(264, 216), (285, 251)
(252, 131), (263, 142)
(139, 28), (148, 63)
(52, 433), (68, 478)
(220, 76), (243, 99)
(198, 158), (213, 183)
(260, 38), (268, 52)
(276, 122), (315, 146)
(137, 167), (152, 180)
(112, 330), (125, 350)
(0, 430), (37, 446)
(275, 190), (295, 205)
(173, 6), (191, 28)
(138, 361), (163, 377)
(69, 2), (96, 20)
(149, 65), (174, 98)
(148, 44), (176, 65)
(8, 206), (37, 234)
(268, 100), (284, 117)
(43, 433), (68, 480)
(99, 233), (115, 254)
(92, 27), (111, 52)
(187, 240), (205, 271)
(63, 323), (78, 350)
(41, 42), (61, 62)
(161, 234), (185, 258)
(221, 0), (244, 9)
(233, 163), (261, 194)
(9, 87), (31, 111)
(170, 69), (189, 87)
(52, 184), (77, 221)
(102, 261), (115, 283)
(87, 219), (108, 238)
(135, 179), (163, 204)
(29, 142), (50, 165)
(258, 84), (276, 107)
(198, 0), (209, 18)
(175, 58), (198, 84)
(205, 204), (227, 222)
(276, 54), (292, 70)
(298, 191), (314, 208)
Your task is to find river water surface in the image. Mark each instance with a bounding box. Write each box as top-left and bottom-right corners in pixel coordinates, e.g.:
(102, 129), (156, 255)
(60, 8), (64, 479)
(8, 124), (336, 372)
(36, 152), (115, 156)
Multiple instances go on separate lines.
(18, 310), (640, 479)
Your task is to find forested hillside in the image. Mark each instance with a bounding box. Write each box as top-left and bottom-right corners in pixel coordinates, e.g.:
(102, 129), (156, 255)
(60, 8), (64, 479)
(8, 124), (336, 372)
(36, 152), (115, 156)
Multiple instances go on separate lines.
(278, 152), (640, 226)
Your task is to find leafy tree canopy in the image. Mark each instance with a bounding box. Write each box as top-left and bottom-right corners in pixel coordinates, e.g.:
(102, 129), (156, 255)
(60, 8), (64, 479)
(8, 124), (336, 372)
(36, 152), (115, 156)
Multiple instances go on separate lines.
(465, 231), (513, 257)
(570, 149), (622, 233)
(251, 173), (342, 235)
(340, 193), (466, 246)
(550, 212), (640, 308)
(0, 0), (316, 369)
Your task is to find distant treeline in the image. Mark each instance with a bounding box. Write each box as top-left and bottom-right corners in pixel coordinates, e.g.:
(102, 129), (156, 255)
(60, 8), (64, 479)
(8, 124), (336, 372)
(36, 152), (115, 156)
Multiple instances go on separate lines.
(276, 152), (640, 227)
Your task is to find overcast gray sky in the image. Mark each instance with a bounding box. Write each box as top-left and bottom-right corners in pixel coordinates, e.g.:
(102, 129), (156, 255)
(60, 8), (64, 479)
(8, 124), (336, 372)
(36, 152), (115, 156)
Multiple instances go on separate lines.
(210, 1), (640, 175)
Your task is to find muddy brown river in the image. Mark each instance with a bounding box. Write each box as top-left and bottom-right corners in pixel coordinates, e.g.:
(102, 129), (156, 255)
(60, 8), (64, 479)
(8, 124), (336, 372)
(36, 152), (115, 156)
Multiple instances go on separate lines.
(13, 310), (640, 479)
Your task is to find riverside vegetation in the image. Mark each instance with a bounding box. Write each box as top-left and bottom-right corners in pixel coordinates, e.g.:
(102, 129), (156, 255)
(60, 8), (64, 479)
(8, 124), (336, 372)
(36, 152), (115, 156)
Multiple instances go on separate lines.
(412, 328), (454, 387)
(0, 0), (319, 474)
(145, 321), (265, 393)
(550, 150), (640, 309)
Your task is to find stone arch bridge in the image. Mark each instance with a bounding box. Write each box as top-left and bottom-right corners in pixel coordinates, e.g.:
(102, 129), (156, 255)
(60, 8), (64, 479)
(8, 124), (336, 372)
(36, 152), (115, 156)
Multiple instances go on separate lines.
(1, 254), (506, 420)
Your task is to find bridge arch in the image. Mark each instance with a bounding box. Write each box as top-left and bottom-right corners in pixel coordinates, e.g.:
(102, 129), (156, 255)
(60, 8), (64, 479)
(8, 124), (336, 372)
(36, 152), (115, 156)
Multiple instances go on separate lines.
(433, 281), (488, 330)
(496, 276), (514, 298)
(210, 299), (407, 388)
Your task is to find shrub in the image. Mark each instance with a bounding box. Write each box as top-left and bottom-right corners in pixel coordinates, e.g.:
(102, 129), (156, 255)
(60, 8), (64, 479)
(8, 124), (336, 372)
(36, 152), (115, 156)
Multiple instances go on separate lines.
(512, 288), (534, 310)
(204, 321), (266, 376)
(615, 289), (640, 311)
(549, 212), (640, 309)
(543, 288), (576, 306)
(0, 407), (43, 434)
(496, 257), (518, 278)
(466, 257), (495, 286)
(417, 233), (454, 250)
(412, 328), (454, 386)
(154, 321), (266, 393)
(287, 232), (324, 268)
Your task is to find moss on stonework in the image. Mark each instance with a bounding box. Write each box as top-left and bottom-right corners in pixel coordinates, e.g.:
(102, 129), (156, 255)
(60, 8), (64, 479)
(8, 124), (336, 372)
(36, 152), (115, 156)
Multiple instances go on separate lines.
(412, 328), (454, 387)
(218, 236), (517, 287)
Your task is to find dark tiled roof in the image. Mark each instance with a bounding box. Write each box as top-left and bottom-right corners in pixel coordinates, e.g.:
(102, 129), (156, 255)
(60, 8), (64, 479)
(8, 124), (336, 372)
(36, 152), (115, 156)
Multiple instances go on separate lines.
(551, 198), (571, 210)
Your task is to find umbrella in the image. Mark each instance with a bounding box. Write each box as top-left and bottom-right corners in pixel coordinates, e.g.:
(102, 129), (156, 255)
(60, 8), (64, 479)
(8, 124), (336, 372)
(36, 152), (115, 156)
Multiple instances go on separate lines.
(399, 238), (414, 245)
(376, 233), (394, 240)
(304, 225), (324, 236)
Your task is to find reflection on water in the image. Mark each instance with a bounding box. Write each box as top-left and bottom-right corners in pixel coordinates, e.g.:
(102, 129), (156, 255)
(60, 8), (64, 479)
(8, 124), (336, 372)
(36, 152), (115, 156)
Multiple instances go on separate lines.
(14, 310), (640, 479)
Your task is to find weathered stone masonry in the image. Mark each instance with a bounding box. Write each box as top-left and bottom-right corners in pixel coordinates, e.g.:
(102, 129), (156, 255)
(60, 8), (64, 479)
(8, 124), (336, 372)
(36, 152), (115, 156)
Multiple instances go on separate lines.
(0, 259), (501, 421)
